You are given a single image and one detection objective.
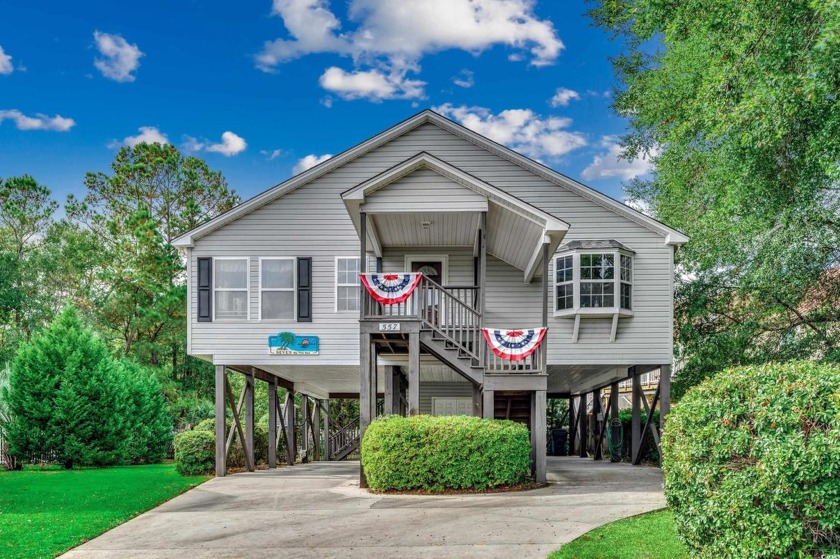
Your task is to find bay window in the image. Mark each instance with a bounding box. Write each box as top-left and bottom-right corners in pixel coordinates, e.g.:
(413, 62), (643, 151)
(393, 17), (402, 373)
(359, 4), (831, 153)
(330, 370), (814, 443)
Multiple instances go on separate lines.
(553, 242), (634, 317)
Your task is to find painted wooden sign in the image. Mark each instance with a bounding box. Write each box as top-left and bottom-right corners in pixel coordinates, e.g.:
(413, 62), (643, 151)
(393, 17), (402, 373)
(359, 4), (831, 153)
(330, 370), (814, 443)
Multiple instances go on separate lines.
(268, 332), (320, 355)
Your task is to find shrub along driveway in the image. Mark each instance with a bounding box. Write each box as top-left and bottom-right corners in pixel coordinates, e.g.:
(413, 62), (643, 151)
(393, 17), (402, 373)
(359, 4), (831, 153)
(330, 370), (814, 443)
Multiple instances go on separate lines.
(61, 457), (665, 559)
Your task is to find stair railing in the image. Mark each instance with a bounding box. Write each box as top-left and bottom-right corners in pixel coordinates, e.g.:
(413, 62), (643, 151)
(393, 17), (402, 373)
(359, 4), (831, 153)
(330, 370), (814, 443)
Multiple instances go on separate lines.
(329, 416), (360, 460)
(418, 275), (481, 363)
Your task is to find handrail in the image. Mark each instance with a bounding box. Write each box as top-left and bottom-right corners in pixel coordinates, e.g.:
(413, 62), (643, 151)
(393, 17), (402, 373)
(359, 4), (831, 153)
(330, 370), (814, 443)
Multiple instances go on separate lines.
(418, 275), (481, 362)
(329, 416), (360, 459)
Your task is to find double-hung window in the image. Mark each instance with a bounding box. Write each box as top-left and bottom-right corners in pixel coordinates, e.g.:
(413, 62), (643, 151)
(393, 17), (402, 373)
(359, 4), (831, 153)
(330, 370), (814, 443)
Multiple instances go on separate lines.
(555, 255), (574, 310)
(214, 258), (249, 320)
(336, 257), (360, 311)
(620, 254), (632, 310)
(580, 253), (615, 308)
(260, 258), (295, 320)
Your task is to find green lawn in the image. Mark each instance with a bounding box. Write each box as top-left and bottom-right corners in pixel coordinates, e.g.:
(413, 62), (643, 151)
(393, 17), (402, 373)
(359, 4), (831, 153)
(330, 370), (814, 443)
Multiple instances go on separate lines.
(549, 509), (689, 559)
(0, 463), (208, 559)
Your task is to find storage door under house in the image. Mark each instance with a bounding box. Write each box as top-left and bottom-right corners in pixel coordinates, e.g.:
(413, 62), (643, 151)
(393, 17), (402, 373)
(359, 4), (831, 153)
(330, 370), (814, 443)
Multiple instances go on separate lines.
(432, 397), (473, 416)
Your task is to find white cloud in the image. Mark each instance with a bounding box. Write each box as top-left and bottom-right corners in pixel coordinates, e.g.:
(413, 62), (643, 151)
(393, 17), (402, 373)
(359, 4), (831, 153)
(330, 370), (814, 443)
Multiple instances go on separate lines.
(433, 104), (587, 160)
(184, 131), (248, 156)
(452, 69), (474, 88)
(581, 136), (657, 181)
(261, 148), (284, 160)
(549, 87), (580, 107)
(0, 46), (14, 75)
(257, 0), (563, 100)
(206, 131), (247, 156)
(111, 126), (169, 148)
(293, 153), (332, 174)
(93, 31), (144, 83)
(0, 109), (75, 131)
(319, 66), (425, 101)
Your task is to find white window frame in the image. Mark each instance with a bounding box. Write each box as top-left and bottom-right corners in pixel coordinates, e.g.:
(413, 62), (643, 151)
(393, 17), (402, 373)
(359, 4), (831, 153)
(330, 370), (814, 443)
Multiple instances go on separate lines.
(258, 257), (296, 321)
(213, 257), (250, 321)
(579, 252), (616, 309)
(335, 256), (361, 312)
(553, 250), (634, 318)
(554, 254), (574, 311)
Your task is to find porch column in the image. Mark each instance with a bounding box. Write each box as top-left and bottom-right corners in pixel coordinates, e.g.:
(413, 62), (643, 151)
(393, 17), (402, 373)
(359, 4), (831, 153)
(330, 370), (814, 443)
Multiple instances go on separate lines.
(472, 384), (482, 417)
(268, 378), (277, 468)
(482, 389), (495, 419)
(408, 332), (420, 416)
(384, 365), (395, 415)
(244, 373), (255, 472)
(312, 398), (321, 461)
(285, 385), (296, 465)
(541, 242), (549, 369)
(534, 390), (546, 483)
(578, 391), (588, 458)
(609, 381), (620, 462)
(370, 343), (379, 420)
(360, 332), (372, 486)
(301, 395), (310, 463)
(215, 365), (226, 477)
(322, 399), (330, 461)
(660, 364), (672, 424)
(631, 367), (642, 465)
(592, 387), (603, 461)
(478, 211), (487, 366)
(568, 395), (576, 456)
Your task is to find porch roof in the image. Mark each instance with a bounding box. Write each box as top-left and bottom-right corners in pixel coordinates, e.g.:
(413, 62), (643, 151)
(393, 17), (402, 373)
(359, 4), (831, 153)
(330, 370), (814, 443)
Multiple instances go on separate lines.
(341, 152), (570, 281)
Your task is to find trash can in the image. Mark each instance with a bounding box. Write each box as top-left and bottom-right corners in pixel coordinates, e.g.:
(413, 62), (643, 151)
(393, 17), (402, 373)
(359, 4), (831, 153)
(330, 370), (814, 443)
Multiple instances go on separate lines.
(550, 428), (568, 456)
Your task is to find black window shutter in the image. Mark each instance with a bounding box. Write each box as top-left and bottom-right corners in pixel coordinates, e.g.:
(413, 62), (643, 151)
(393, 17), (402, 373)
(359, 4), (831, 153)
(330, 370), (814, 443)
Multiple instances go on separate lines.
(297, 257), (312, 322)
(197, 257), (212, 322)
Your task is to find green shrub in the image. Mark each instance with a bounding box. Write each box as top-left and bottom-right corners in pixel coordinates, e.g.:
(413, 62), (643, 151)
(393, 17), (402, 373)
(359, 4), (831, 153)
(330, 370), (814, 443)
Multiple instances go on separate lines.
(361, 415), (531, 492)
(174, 430), (215, 475)
(122, 361), (173, 464)
(663, 361), (840, 558)
(194, 417), (271, 466)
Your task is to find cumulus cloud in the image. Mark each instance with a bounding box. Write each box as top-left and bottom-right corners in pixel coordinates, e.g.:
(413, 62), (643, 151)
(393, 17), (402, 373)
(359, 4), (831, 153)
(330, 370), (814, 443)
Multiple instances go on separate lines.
(110, 126), (169, 148)
(319, 66), (425, 101)
(293, 153), (332, 174)
(0, 109), (75, 131)
(452, 69), (474, 88)
(256, 0), (563, 100)
(93, 31), (144, 82)
(0, 46), (14, 75)
(581, 136), (657, 181)
(184, 131), (248, 156)
(549, 87), (580, 107)
(433, 104), (587, 161)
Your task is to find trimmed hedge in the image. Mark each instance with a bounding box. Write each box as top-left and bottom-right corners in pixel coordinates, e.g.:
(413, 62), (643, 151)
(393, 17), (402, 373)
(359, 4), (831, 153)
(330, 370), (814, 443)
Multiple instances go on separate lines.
(174, 431), (215, 476)
(663, 361), (840, 558)
(361, 415), (531, 492)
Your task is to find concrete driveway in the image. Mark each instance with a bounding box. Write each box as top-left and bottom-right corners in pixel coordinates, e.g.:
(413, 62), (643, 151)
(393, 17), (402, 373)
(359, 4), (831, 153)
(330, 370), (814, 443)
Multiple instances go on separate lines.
(62, 457), (665, 559)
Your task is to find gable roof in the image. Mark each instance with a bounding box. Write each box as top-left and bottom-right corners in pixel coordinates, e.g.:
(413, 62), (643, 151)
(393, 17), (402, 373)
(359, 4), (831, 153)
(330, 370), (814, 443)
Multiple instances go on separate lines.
(172, 110), (688, 248)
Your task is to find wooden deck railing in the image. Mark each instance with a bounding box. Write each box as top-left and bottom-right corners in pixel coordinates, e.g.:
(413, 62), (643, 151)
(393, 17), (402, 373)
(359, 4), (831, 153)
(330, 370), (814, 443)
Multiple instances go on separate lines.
(485, 345), (543, 373)
(328, 416), (360, 460)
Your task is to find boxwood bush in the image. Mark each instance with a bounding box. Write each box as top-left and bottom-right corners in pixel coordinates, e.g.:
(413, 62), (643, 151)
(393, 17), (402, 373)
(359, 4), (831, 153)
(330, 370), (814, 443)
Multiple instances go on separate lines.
(663, 361), (840, 558)
(174, 430), (215, 476)
(361, 415), (531, 492)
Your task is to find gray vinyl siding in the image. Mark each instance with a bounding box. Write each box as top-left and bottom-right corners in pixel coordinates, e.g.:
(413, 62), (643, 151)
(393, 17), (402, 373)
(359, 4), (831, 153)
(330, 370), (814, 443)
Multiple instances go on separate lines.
(362, 168), (487, 213)
(189, 121), (673, 368)
(420, 382), (474, 415)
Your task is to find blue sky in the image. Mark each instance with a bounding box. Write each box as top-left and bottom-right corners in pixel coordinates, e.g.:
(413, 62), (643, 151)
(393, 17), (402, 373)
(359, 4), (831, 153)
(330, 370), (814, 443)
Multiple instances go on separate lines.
(0, 0), (653, 205)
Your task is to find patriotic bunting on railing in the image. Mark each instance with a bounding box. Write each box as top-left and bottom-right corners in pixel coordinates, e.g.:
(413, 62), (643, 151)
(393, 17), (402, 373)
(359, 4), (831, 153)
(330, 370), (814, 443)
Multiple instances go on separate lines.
(482, 328), (547, 361)
(360, 273), (423, 305)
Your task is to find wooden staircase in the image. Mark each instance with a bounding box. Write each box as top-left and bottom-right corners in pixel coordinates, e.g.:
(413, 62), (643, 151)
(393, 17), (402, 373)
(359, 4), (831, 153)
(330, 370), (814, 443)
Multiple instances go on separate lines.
(328, 417), (360, 461)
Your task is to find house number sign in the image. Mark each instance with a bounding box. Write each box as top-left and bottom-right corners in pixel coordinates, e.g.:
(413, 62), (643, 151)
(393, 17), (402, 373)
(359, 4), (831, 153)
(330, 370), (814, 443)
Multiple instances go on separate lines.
(378, 322), (401, 332)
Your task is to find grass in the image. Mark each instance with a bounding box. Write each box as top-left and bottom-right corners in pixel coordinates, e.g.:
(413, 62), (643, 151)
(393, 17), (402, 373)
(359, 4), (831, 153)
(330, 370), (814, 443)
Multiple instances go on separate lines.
(549, 509), (689, 559)
(0, 462), (208, 559)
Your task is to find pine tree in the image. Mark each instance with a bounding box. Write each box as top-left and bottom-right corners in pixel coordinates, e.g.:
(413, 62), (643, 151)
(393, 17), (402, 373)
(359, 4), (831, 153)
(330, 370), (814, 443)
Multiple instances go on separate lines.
(6, 307), (131, 468)
(122, 361), (172, 464)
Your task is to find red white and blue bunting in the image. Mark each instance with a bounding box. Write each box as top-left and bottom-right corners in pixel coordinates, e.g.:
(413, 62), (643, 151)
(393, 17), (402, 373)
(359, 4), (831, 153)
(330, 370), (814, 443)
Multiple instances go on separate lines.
(360, 273), (423, 305)
(482, 328), (547, 361)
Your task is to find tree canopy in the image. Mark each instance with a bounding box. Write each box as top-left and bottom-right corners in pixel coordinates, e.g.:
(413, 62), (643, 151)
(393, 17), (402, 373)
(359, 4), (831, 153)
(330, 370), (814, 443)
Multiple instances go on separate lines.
(590, 0), (840, 395)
